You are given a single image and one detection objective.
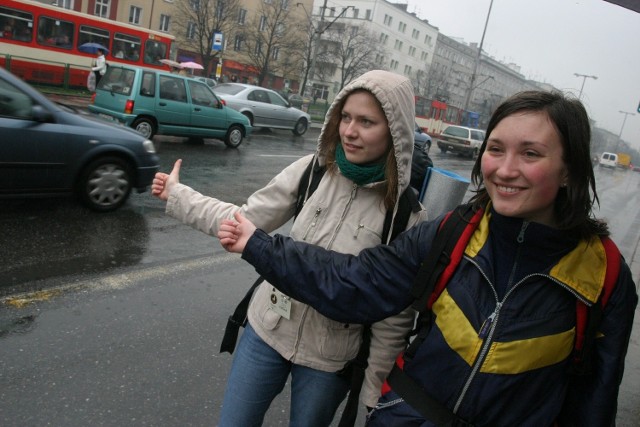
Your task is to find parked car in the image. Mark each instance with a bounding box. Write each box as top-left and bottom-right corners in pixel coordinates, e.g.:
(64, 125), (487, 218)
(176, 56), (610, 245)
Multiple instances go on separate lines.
(435, 125), (486, 159)
(89, 65), (251, 147)
(414, 122), (432, 151)
(212, 83), (311, 136)
(196, 77), (217, 89)
(287, 93), (312, 109)
(0, 67), (159, 212)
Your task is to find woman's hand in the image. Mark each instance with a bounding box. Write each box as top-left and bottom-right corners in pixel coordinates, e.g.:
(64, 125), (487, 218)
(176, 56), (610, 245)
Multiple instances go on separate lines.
(218, 211), (257, 253)
(151, 159), (181, 201)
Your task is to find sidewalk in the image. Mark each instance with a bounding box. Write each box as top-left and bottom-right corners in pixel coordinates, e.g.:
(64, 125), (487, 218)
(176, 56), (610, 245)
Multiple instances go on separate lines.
(45, 92), (92, 109)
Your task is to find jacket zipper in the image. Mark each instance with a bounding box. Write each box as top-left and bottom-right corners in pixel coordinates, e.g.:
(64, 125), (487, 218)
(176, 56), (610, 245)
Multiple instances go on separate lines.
(295, 184), (357, 358)
(327, 184), (358, 248)
(453, 221), (530, 413)
(302, 207), (323, 241)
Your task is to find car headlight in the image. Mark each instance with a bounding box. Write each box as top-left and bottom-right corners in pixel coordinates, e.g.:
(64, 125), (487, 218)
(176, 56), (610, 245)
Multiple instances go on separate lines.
(142, 139), (156, 153)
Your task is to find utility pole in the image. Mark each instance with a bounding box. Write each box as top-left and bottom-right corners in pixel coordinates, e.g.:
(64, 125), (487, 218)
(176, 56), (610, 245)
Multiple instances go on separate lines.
(300, 1), (353, 98)
(306, 0), (327, 98)
(616, 110), (635, 151)
(462, 0), (493, 116)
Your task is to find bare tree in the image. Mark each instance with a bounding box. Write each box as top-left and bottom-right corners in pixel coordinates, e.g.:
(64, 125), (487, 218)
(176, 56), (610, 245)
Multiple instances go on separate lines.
(236, 0), (300, 86)
(324, 24), (381, 92)
(426, 65), (451, 102)
(172, 0), (241, 74)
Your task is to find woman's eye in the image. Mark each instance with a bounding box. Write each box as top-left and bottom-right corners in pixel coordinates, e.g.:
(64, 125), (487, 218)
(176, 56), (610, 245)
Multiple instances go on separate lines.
(524, 151), (540, 158)
(341, 114), (351, 122)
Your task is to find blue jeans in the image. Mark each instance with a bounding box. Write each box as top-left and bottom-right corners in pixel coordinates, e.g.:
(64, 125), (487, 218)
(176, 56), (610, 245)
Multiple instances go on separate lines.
(218, 322), (350, 427)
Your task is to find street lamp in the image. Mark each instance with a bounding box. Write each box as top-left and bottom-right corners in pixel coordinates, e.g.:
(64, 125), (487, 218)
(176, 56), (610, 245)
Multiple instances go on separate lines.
(297, 2), (354, 98)
(574, 73), (597, 100)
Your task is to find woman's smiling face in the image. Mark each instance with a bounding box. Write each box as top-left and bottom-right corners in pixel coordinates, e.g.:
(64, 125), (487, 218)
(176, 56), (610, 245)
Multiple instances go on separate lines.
(481, 110), (568, 226)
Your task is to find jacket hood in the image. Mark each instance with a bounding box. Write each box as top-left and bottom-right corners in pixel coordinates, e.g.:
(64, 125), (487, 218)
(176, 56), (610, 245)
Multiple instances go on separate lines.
(316, 70), (415, 194)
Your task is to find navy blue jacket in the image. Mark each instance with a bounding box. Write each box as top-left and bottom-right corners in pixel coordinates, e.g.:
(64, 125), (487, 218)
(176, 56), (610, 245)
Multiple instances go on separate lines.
(242, 207), (638, 426)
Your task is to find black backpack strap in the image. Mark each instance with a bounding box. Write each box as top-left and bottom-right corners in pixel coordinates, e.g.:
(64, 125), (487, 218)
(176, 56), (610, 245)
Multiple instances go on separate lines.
(386, 364), (463, 426)
(220, 276), (264, 354)
(295, 155), (324, 219)
(337, 325), (372, 427)
(382, 187), (422, 243)
(338, 188), (421, 426)
(220, 156), (324, 354)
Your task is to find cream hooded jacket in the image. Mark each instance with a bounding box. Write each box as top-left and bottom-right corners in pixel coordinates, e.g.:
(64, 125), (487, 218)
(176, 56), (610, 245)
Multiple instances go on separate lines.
(166, 70), (425, 406)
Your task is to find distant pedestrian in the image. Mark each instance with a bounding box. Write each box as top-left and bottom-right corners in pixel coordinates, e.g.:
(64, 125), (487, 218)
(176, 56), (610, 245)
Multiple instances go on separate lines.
(91, 49), (107, 86)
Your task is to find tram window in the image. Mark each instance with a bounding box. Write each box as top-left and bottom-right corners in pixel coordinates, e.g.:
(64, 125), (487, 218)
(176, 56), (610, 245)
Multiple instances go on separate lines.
(143, 40), (167, 65)
(78, 25), (110, 52)
(114, 32), (141, 61)
(0, 6), (33, 42)
(37, 16), (74, 48)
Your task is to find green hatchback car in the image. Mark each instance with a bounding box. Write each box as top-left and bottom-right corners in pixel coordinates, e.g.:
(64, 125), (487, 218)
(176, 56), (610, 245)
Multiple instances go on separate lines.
(89, 65), (251, 147)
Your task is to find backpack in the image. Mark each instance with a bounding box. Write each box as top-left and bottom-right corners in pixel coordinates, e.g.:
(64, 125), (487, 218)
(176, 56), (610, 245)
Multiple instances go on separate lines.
(385, 204), (621, 424)
(219, 155), (421, 426)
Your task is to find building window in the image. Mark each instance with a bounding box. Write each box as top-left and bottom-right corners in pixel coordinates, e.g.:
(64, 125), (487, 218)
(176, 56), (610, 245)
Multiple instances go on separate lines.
(129, 6), (141, 24)
(254, 40), (262, 55)
(350, 26), (358, 36)
(424, 34), (432, 45)
(281, 0), (289, 9)
(379, 32), (388, 45)
(394, 39), (403, 51)
(412, 29), (419, 39)
(404, 65), (412, 74)
(58, 0), (74, 9)
(398, 21), (406, 33)
(390, 59), (398, 70)
(159, 14), (170, 32)
(329, 7), (335, 17)
(421, 51), (428, 61)
(365, 9), (371, 20)
(383, 14), (392, 26)
(186, 22), (196, 39)
(259, 16), (267, 31)
(233, 34), (243, 51)
(408, 46), (416, 56)
(353, 8), (358, 18)
(95, 0), (110, 18)
(238, 8), (246, 24)
(272, 46), (279, 60)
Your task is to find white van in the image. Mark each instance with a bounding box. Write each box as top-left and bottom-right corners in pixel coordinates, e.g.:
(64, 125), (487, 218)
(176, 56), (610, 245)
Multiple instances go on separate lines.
(599, 152), (618, 168)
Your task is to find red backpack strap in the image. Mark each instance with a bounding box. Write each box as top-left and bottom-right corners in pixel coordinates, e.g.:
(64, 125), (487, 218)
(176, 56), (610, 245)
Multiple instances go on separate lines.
(571, 236), (621, 374)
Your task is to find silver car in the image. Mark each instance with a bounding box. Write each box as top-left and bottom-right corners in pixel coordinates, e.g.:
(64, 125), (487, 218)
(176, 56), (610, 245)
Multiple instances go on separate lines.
(213, 83), (311, 136)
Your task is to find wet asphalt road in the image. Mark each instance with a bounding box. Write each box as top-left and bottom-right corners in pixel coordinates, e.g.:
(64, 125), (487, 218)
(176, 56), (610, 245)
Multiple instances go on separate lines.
(1, 127), (639, 426)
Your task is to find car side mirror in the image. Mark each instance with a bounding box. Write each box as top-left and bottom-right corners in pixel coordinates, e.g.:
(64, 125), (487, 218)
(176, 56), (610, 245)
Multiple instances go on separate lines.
(31, 105), (53, 123)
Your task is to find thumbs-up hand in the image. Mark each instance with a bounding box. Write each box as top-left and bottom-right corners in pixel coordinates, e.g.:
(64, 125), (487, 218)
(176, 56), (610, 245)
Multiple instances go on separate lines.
(151, 158), (182, 201)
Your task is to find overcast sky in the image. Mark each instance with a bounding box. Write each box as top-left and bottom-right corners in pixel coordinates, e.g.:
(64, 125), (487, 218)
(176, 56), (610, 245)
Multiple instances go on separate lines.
(403, 0), (640, 149)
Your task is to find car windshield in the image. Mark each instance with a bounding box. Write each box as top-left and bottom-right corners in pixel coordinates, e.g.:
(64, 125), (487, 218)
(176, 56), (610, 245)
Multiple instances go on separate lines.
(97, 67), (136, 96)
(213, 84), (245, 95)
(444, 126), (470, 138)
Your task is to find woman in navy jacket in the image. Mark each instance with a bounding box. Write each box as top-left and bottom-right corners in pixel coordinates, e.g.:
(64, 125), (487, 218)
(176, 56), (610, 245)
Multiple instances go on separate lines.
(218, 90), (638, 426)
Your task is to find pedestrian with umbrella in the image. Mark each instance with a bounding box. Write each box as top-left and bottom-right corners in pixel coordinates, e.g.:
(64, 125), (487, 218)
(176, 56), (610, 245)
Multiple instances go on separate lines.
(91, 48), (107, 86)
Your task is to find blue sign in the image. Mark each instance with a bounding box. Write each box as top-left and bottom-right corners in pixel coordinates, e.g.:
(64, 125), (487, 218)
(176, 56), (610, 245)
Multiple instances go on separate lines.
(212, 32), (223, 51)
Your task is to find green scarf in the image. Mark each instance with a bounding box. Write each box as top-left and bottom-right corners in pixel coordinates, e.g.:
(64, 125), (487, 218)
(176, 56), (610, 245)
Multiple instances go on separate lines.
(335, 144), (386, 185)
